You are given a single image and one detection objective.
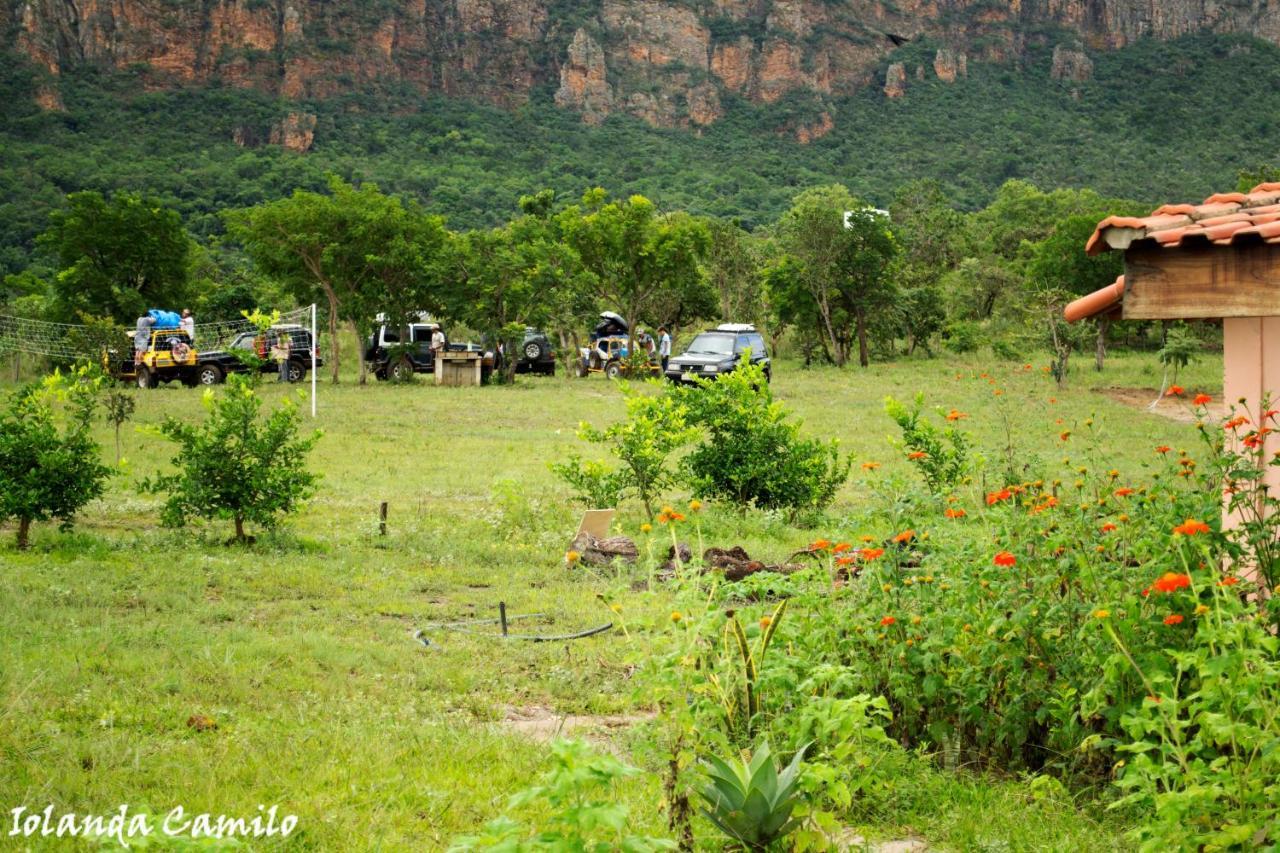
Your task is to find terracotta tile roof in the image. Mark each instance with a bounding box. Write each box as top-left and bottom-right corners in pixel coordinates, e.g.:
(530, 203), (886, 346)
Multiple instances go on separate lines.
(1085, 182), (1280, 256)
(1064, 275), (1125, 323)
(1069, 183), (1280, 322)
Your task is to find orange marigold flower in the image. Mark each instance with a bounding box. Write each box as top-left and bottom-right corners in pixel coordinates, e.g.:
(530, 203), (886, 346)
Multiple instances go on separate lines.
(1153, 572), (1191, 593)
(565, 550), (581, 564)
(993, 551), (1017, 567)
(880, 615), (896, 626)
(893, 530), (916, 544)
(1114, 487), (1134, 497)
(1059, 431), (1071, 441)
(1219, 576), (1240, 587)
(833, 542), (852, 553)
(688, 499), (703, 512)
(944, 508), (967, 519)
(1193, 393), (1212, 406)
(810, 538), (832, 552)
(986, 488), (1013, 505)
(1093, 609), (1110, 619)
(1166, 385), (1185, 397)
(946, 409), (967, 421)
(907, 451), (928, 460)
(860, 547), (885, 561)
(1155, 445), (1171, 454)
(1173, 518), (1210, 536)
(759, 616), (772, 629)
(836, 555), (856, 566)
(1225, 416), (1248, 430)
(860, 535), (876, 543)
(1163, 614), (1184, 626)
(861, 461), (881, 470)
(1101, 522), (1117, 532)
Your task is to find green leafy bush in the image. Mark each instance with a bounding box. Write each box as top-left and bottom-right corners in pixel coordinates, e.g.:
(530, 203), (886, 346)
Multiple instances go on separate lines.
(144, 374), (321, 542)
(675, 361), (850, 515)
(448, 739), (675, 852)
(884, 393), (971, 495)
(0, 369), (112, 549)
(941, 320), (980, 353)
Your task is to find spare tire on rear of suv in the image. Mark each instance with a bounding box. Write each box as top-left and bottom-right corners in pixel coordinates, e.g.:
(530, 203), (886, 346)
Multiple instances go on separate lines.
(523, 340), (545, 361)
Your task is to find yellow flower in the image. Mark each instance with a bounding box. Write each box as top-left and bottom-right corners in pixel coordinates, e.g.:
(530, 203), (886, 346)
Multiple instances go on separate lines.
(1093, 609), (1110, 619)
(610, 603), (622, 613)
(565, 550), (581, 565)
(670, 611), (682, 623)
(1194, 604), (1210, 616)
(910, 615), (922, 625)
(688, 499), (703, 512)
(640, 523), (652, 534)
(882, 583), (892, 592)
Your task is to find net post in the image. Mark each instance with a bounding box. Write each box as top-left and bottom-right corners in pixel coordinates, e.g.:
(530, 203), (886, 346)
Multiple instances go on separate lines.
(310, 303), (317, 418)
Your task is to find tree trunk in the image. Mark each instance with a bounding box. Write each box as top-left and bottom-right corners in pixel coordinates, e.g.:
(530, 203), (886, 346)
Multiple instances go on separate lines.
(114, 425), (122, 465)
(16, 517), (31, 550)
(326, 294), (340, 384)
(1094, 317), (1108, 371)
(354, 322), (367, 385)
(856, 308), (870, 368)
(234, 515), (246, 543)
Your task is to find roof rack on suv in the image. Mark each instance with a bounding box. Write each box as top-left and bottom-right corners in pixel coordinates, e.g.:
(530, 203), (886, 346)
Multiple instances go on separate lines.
(714, 323), (757, 333)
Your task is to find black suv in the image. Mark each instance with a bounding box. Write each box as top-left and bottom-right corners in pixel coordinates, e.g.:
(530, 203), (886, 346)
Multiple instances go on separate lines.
(365, 320), (495, 381)
(665, 324), (771, 384)
(500, 328), (556, 375)
(216, 325), (321, 383)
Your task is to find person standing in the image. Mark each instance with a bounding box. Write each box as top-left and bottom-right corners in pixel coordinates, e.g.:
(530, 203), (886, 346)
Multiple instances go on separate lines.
(658, 327), (672, 372)
(179, 309), (194, 343)
(272, 334), (291, 383)
(430, 326), (446, 361)
(134, 314), (155, 364)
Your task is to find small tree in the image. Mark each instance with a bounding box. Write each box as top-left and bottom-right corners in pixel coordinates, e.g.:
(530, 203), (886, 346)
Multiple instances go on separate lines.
(103, 385), (135, 465)
(551, 384), (697, 520)
(0, 370), (112, 549)
(144, 374), (320, 542)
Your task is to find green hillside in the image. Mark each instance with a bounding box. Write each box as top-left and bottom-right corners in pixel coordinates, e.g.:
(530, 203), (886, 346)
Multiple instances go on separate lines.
(2, 31), (1278, 273)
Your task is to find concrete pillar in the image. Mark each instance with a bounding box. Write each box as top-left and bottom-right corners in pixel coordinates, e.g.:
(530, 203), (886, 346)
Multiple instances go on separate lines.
(1221, 317), (1280, 531)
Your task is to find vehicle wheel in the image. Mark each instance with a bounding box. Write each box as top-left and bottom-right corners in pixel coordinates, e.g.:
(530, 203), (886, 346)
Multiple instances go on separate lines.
(197, 364), (224, 386)
(765, 367), (772, 384)
(541, 362), (556, 376)
(523, 340), (545, 361)
(605, 361), (622, 380)
(390, 357), (414, 382)
(374, 368), (388, 381)
(287, 360), (306, 383)
(136, 367), (155, 389)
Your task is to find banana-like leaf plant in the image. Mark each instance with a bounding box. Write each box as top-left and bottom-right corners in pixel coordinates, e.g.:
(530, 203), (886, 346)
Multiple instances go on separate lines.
(698, 741), (808, 851)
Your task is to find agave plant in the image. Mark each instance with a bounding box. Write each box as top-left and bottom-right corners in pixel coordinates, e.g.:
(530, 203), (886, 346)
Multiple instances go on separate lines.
(698, 741), (808, 851)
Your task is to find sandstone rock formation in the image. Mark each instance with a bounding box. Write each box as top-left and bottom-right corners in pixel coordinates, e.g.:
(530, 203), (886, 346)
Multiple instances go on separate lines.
(9, 0), (1280, 132)
(268, 112), (318, 153)
(884, 63), (907, 98)
(1051, 44), (1094, 82)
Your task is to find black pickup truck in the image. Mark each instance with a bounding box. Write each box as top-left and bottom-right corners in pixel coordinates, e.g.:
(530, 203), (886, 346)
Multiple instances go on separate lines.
(196, 325), (322, 384)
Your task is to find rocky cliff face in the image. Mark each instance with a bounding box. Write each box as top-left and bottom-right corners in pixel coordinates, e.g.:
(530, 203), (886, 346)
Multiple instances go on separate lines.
(9, 0), (1280, 141)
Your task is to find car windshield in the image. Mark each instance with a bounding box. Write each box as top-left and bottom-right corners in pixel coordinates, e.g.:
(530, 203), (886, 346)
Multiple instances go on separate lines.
(684, 334), (735, 356)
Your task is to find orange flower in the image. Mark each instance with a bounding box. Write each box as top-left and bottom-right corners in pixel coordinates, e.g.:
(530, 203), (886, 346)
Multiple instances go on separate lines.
(893, 530), (916, 544)
(1162, 614), (1184, 626)
(944, 508), (966, 519)
(1225, 416), (1248, 430)
(1243, 428), (1274, 449)
(1166, 385), (1185, 397)
(860, 547), (885, 561)
(946, 409), (967, 421)
(1100, 522), (1117, 532)
(1155, 445), (1171, 454)
(907, 451), (928, 460)
(835, 555), (856, 566)
(880, 616), (896, 626)
(1172, 518), (1210, 536)
(1113, 487), (1134, 497)
(860, 535), (875, 543)
(1193, 393), (1212, 406)
(833, 542), (852, 553)
(986, 488), (1013, 505)
(1218, 576), (1240, 587)
(993, 551), (1017, 567)
(861, 461), (881, 470)
(1059, 431), (1071, 442)
(1153, 572), (1191, 593)
(810, 538), (832, 552)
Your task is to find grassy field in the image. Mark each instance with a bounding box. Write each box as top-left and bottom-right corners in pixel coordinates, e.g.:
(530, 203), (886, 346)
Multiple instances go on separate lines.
(0, 349), (1224, 850)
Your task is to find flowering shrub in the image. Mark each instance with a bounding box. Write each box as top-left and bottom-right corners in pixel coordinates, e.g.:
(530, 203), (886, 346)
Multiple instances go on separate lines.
(884, 394), (971, 495)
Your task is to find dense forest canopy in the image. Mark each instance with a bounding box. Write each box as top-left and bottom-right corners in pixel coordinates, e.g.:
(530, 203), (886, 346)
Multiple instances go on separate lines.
(3, 31), (1280, 276)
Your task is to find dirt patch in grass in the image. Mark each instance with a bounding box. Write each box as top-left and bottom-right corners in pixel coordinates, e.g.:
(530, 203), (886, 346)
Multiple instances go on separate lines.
(502, 705), (654, 746)
(1097, 387), (1226, 423)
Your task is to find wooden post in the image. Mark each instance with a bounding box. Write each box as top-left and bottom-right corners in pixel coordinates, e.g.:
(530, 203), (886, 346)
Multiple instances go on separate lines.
(379, 501), (388, 536)
(498, 601), (509, 637)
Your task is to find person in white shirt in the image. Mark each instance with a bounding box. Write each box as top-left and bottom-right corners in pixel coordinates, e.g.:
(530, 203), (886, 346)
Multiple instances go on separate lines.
(430, 327), (446, 358)
(180, 309), (194, 343)
(658, 327), (672, 371)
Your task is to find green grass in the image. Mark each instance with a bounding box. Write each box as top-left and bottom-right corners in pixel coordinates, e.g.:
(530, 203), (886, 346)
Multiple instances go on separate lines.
(0, 349), (1222, 849)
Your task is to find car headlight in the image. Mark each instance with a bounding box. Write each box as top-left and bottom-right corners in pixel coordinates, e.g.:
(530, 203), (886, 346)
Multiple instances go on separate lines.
(702, 364), (718, 374)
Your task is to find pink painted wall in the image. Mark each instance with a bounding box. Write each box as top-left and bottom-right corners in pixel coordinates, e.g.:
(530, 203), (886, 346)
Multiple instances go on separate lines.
(1222, 317), (1280, 532)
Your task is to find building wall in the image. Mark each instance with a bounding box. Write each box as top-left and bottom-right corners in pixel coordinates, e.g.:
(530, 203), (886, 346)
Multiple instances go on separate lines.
(1222, 317), (1280, 534)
